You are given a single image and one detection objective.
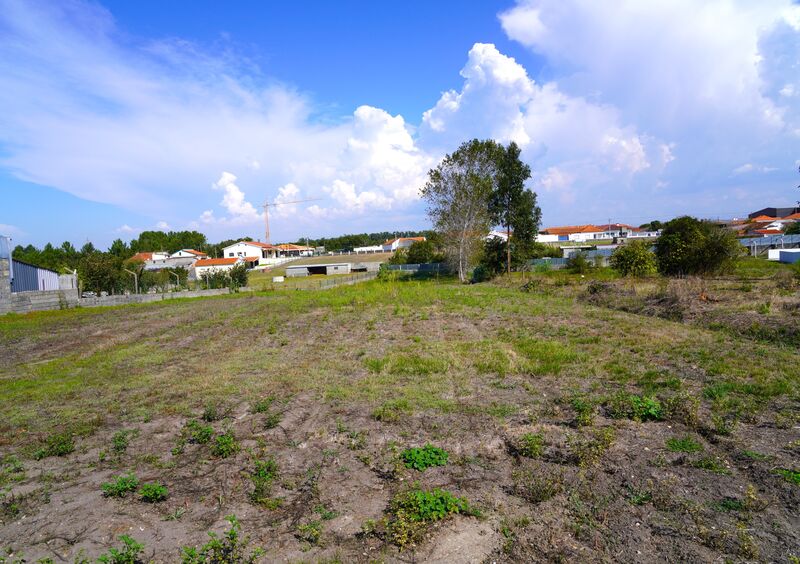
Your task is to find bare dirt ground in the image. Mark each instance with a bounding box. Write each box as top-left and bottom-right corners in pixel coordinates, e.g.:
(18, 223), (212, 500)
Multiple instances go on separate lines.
(0, 273), (798, 562)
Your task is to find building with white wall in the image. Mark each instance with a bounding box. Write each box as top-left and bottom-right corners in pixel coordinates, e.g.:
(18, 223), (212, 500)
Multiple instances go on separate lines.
(382, 237), (425, 252)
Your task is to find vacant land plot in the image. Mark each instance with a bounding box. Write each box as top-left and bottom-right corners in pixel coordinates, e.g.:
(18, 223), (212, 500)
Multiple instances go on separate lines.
(0, 268), (798, 562)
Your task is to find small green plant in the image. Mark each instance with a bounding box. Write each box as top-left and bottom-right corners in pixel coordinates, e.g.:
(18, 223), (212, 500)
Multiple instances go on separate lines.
(111, 429), (138, 456)
(570, 396), (595, 427)
(201, 403), (221, 422)
(756, 302), (771, 315)
(513, 467), (564, 503)
(666, 436), (703, 453)
(34, 432), (75, 460)
(173, 420), (214, 455)
(211, 432), (240, 458)
(663, 392), (700, 427)
(400, 444), (449, 471)
(181, 515), (263, 563)
(101, 474), (140, 498)
(741, 450), (771, 461)
(715, 497), (745, 512)
(249, 458), (278, 505)
(314, 504), (338, 520)
(569, 427), (616, 467)
(773, 468), (800, 485)
(97, 535), (144, 564)
(516, 433), (545, 458)
(0, 455), (25, 488)
(626, 486), (652, 506)
(391, 487), (475, 522)
(606, 392), (663, 421)
(263, 412), (282, 429)
(139, 482), (168, 503)
(691, 456), (731, 475)
(250, 397), (274, 414)
(295, 520), (322, 545)
(386, 487), (476, 547)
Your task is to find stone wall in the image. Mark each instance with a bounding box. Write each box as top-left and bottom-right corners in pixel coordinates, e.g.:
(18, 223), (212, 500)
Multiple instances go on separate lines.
(0, 258), (11, 308)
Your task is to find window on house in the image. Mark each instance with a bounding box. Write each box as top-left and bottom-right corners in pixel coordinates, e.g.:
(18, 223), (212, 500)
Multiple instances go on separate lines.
(228, 253), (234, 257)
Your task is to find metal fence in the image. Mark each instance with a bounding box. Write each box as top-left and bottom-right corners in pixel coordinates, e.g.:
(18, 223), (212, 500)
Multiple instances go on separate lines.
(740, 234), (800, 256)
(316, 271), (378, 289)
(386, 262), (448, 273)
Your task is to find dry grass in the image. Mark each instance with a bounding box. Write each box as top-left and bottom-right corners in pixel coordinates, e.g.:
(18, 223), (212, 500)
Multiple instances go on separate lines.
(0, 270), (797, 561)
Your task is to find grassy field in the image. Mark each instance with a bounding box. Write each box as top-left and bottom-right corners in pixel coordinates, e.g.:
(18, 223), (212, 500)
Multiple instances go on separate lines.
(0, 262), (798, 562)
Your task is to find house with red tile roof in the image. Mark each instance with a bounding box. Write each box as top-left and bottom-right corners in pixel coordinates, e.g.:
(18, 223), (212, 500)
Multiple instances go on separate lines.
(381, 236), (426, 252)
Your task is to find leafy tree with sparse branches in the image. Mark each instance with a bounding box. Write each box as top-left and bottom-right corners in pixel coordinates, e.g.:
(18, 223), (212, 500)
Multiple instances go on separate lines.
(422, 139), (501, 282)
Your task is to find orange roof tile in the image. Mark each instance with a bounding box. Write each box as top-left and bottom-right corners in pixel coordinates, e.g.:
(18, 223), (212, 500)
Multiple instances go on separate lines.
(181, 249), (207, 256)
(751, 215), (777, 222)
(194, 258), (240, 266)
(781, 213), (800, 220)
(541, 225), (604, 235)
(127, 252), (153, 262)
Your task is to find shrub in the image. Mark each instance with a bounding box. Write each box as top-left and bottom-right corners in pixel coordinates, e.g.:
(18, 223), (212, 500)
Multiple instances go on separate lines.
(97, 535), (144, 564)
(139, 482), (168, 503)
(249, 459), (278, 504)
(654, 216), (742, 276)
(34, 432), (75, 460)
(211, 432), (240, 458)
(406, 240), (436, 264)
(400, 444), (449, 471)
(229, 263), (249, 290)
(181, 515), (263, 564)
(516, 433), (545, 458)
(666, 436), (703, 453)
(610, 240), (657, 277)
(102, 474), (140, 498)
(567, 252), (592, 274)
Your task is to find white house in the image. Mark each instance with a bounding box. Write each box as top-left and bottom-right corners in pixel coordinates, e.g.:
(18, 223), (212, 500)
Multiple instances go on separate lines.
(170, 249), (208, 259)
(223, 241), (282, 266)
(190, 257), (249, 280)
(382, 237), (426, 252)
(353, 245), (384, 253)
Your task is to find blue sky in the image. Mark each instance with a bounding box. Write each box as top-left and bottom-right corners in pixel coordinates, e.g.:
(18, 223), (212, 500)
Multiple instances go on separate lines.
(1, 0), (799, 249)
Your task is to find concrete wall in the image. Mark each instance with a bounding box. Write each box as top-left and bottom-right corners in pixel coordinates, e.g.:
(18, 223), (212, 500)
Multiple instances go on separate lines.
(0, 261), (232, 314)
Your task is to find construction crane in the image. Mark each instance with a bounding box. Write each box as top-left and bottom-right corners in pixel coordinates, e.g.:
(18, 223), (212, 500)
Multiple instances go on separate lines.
(262, 198), (322, 245)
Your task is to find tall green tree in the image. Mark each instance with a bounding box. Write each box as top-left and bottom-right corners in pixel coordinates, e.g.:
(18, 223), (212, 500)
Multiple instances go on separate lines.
(422, 139), (500, 282)
(489, 141), (540, 274)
